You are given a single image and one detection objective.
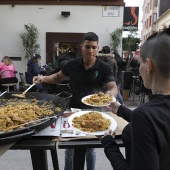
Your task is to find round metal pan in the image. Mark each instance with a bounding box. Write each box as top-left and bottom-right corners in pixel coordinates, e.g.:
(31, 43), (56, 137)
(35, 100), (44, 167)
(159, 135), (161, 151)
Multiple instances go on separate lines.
(0, 92), (72, 144)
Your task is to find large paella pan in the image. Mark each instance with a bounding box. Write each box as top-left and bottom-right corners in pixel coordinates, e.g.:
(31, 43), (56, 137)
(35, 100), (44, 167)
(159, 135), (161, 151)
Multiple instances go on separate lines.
(0, 91), (71, 144)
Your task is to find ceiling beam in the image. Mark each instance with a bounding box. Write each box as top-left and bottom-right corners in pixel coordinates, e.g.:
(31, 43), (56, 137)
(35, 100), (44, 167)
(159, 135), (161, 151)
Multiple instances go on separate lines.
(0, 0), (125, 6)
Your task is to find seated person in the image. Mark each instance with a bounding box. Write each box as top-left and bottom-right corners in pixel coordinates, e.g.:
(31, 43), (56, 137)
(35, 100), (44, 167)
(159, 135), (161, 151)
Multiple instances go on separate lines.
(26, 54), (45, 92)
(0, 56), (18, 92)
(44, 53), (70, 94)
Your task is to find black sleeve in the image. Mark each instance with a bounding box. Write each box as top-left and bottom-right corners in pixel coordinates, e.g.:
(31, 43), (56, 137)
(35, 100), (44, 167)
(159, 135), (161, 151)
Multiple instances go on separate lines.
(117, 105), (132, 122)
(101, 108), (159, 170)
(101, 135), (130, 170)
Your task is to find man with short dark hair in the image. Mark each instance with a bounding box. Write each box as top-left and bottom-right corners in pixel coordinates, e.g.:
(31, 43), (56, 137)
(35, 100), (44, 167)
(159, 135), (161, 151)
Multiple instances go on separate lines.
(33, 32), (118, 170)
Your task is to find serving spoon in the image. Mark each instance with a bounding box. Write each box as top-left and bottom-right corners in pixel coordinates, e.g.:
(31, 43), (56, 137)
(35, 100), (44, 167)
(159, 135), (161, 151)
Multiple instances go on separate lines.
(12, 83), (36, 98)
(0, 91), (7, 97)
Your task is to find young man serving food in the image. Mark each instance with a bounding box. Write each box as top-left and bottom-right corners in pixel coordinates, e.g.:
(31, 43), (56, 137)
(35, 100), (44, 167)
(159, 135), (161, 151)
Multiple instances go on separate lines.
(33, 32), (118, 170)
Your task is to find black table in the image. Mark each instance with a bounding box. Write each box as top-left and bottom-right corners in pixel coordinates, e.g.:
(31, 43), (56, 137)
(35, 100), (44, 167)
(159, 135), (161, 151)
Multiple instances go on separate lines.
(58, 135), (123, 170)
(10, 136), (59, 170)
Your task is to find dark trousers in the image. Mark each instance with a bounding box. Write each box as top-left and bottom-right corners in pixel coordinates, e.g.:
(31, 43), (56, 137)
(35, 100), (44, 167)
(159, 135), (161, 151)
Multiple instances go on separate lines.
(0, 77), (18, 92)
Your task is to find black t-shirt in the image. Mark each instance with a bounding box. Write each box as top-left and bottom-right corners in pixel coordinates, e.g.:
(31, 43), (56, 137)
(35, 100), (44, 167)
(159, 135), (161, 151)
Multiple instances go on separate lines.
(62, 57), (115, 109)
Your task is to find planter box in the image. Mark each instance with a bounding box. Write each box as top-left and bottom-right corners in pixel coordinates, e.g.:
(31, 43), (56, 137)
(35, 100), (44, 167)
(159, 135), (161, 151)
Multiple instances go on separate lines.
(122, 90), (129, 101)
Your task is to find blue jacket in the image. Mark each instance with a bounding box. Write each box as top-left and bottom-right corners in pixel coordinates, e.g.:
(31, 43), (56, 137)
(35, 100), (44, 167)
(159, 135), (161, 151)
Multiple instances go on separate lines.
(26, 59), (43, 84)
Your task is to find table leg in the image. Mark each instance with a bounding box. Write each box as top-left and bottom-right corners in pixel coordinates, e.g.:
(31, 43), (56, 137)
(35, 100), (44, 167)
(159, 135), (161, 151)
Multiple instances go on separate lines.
(30, 150), (48, 170)
(51, 149), (59, 170)
(73, 148), (86, 170)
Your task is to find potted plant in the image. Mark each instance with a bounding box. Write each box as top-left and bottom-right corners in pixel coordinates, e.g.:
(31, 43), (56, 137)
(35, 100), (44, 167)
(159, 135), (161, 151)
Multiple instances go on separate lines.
(110, 27), (123, 53)
(20, 23), (40, 59)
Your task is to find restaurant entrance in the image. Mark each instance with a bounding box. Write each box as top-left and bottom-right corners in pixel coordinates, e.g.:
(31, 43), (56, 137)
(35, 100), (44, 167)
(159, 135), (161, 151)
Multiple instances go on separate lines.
(46, 32), (84, 64)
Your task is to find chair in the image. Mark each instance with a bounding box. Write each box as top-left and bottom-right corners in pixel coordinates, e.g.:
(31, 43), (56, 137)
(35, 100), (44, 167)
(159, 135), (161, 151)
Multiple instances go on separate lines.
(19, 72), (31, 91)
(0, 70), (18, 92)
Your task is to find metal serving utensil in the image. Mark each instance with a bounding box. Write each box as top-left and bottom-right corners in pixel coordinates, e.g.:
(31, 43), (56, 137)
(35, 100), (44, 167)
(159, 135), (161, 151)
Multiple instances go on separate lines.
(12, 83), (35, 98)
(0, 91), (7, 97)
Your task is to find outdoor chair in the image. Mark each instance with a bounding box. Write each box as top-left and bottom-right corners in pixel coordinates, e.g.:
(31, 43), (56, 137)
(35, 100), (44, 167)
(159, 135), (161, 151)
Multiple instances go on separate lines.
(19, 72), (31, 91)
(0, 70), (18, 92)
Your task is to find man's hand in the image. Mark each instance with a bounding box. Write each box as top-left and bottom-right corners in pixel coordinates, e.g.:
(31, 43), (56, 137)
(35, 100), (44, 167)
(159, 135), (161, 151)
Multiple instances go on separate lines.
(106, 90), (115, 97)
(33, 76), (43, 84)
(106, 101), (121, 114)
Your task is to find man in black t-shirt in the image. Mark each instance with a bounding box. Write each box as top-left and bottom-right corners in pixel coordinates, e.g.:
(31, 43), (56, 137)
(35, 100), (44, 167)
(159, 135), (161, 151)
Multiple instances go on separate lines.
(33, 32), (118, 170)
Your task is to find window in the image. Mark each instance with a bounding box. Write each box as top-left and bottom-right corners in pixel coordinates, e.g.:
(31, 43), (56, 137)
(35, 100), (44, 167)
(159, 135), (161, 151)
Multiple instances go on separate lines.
(150, 0), (152, 9)
(154, 13), (157, 23)
(148, 3), (150, 12)
(154, 0), (158, 7)
(149, 16), (152, 27)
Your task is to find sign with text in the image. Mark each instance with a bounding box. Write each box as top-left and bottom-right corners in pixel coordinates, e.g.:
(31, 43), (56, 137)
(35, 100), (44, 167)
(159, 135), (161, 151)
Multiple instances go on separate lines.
(123, 7), (139, 31)
(102, 6), (119, 17)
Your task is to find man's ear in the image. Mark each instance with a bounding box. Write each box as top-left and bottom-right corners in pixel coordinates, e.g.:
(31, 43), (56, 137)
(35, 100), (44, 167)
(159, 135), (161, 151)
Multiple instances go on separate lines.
(146, 58), (153, 73)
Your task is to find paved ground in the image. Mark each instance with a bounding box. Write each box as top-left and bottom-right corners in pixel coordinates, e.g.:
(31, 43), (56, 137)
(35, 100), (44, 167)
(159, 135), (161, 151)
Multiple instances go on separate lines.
(0, 148), (125, 170)
(0, 96), (140, 170)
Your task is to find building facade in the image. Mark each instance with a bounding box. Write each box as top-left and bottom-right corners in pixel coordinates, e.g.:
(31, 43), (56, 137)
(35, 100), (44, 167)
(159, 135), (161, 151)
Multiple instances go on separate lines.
(0, 0), (125, 79)
(141, 0), (170, 44)
(141, 0), (156, 43)
(156, 9), (170, 31)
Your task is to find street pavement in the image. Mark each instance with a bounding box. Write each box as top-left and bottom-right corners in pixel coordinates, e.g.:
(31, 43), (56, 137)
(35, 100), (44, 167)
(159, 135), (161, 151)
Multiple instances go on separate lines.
(0, 147), (125, 170)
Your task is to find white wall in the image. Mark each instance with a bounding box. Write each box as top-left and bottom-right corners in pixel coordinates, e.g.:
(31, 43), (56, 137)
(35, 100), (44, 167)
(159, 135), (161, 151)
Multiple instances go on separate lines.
(0, 5), (124, 74)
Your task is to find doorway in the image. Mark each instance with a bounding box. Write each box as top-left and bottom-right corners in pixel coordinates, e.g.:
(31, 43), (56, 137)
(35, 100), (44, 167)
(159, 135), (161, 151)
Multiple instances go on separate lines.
(46, 32), (84, 64)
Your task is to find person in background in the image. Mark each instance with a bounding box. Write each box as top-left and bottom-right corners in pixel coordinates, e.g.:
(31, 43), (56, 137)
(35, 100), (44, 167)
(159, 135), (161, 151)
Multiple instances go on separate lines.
(44, 52), (70, 94)
(0, 56), (18, 92)
(33, 32), (118, 170)
(113, 51), (127, 105)
(97, 46), (124, 105)
(56, 53), (70, 72)
(97, 46), (118, 79)
(123, 51), (131, 71)
(26, 54), (45, 92)
(129, 55), (140, 76)
(100, 26), (170, 170)
(113, 51), (127, 85)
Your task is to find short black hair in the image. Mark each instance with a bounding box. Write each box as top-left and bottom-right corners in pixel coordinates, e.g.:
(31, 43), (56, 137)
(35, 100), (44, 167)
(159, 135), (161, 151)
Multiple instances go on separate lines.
(82, 32), (99, 43)
(140, 26), (170, 78)
(102, 46), (110, 54)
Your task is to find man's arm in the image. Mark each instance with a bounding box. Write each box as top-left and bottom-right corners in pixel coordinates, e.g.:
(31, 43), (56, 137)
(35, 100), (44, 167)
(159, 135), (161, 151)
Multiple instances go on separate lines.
(33, 71), (66, 84)
(106, 81), (118, 98)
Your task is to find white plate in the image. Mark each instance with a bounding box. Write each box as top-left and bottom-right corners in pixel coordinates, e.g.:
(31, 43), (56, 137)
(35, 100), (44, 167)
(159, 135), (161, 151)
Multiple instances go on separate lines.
(68, 111), (117, 135)
(81, 94), (116, 107)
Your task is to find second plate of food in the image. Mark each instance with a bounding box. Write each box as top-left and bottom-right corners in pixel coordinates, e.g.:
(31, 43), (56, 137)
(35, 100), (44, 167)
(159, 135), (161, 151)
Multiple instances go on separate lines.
(68, 111), (117, 135)
(81, 92), (116, 107)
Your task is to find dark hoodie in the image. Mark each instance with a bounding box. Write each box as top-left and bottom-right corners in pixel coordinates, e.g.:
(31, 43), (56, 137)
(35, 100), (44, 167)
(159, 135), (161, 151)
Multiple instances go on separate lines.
(55, 53), (69, 72)
(26, 59), (43, 84)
